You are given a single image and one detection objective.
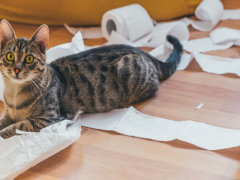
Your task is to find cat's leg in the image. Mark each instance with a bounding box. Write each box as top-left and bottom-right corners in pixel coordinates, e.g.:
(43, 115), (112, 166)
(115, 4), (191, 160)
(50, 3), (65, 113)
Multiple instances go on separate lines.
(0, 116), (65, 139)
(0, 120), (34, 139)
(0, 111), (15, 131)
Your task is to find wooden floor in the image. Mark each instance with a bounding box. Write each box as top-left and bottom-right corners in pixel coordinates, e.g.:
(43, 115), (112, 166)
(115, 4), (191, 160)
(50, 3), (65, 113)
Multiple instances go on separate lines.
(1, 1), (240, 179)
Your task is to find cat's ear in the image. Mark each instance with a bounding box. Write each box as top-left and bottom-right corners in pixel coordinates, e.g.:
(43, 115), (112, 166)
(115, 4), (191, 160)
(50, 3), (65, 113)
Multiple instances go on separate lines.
(31, 24), (49, 54)
(0, 20), (16, 49)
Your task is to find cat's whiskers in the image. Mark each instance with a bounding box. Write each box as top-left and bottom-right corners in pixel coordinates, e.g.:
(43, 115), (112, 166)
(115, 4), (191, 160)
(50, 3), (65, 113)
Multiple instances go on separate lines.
(29, 78), (44, 101)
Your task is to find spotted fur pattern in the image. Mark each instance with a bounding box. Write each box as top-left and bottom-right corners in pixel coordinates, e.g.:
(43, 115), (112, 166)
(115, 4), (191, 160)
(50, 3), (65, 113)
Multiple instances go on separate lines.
(0, 20), (182, 139)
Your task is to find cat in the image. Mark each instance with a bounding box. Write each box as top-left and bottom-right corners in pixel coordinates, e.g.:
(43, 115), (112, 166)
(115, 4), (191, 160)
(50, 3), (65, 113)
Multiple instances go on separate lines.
(0, 20), (182, 139)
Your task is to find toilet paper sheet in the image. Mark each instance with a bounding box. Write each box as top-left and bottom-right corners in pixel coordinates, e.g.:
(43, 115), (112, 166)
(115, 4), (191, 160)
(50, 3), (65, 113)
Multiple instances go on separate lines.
(184, 27), (240, 53)
(193, 52), (240, 76)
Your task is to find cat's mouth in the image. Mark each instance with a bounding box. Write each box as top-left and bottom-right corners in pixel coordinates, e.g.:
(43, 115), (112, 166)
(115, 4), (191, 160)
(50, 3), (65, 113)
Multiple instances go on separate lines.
(10, 76), (24, 84)
(13, 77), (22, 80)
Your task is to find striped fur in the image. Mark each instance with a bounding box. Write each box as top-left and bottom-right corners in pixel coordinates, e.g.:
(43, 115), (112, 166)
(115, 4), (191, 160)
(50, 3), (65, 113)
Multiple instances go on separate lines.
(0, 20), (182, 139)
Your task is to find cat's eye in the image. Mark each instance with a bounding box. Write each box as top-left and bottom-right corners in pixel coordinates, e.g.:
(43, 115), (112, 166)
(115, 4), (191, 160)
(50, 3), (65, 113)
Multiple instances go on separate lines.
(25, 55), (34, 64)
(6, 52), (15, 61)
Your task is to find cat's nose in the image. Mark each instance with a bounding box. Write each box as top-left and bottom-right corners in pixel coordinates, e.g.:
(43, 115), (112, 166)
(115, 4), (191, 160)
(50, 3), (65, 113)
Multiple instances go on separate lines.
(14, 68), (21, 76)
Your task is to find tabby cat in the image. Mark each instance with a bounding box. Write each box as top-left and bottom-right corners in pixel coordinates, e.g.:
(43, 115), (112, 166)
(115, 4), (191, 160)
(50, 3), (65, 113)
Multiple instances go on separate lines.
(0, 20), (182, 139)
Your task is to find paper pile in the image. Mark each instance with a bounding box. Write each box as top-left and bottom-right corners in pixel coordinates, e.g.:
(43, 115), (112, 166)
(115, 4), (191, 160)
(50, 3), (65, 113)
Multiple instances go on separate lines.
(2, 106), (240, 179)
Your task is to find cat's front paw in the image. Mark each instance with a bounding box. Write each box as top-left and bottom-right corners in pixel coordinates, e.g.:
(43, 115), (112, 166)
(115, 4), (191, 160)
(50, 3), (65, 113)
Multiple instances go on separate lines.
(0, 131), (12, 139)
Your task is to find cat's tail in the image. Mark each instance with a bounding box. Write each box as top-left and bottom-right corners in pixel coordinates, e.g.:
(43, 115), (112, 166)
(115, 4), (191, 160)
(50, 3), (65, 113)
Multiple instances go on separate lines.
(151, 35), (183, 81)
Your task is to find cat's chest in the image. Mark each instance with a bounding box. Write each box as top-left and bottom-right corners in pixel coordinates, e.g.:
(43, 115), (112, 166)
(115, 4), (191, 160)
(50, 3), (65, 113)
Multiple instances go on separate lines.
(8, 108), (29, 122)
(4, 88), (37, 121)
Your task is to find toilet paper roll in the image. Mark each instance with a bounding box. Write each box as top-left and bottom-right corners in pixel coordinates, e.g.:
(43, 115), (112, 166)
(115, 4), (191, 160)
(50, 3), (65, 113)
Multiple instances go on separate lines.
(101, 4), (154, 42)
(182, 0), (224, 31)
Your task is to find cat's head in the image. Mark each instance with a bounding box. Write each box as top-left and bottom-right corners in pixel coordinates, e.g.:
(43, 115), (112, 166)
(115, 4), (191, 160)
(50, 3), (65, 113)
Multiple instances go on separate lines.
(0, 20), (49, 84)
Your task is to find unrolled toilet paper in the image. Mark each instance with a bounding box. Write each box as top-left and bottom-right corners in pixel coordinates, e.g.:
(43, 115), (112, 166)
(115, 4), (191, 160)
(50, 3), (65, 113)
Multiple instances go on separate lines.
(210, 27), (240, 46)
(184, 27), (240, 53)
(2, 106), (240, 179)
(221, 8), (240, 20)
(193, 52), (240, 76)
(183, 37), (234, 53)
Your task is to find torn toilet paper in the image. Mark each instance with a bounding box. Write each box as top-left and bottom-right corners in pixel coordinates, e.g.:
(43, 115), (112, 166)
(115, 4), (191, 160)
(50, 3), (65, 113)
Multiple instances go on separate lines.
(183, 37), (234, 53)
(184, 27), (240, 53)
(81, 107), (240, 150)
(195, 103), (204, 110)
(2, 106), (240, 179)
(221, 8), (240, 20)
(210, 27), (240, 46)
(193, 52), (240, 76)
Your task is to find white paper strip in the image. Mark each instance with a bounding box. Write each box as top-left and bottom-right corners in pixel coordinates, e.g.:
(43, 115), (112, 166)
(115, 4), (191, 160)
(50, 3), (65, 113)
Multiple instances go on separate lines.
(184, 27), (240, 53)
(81, 106), (240, 150)
(184, 37), (234, 53)
(210, 27), (240, 46)
(221, 9), (240, 20)
(193, 52), (240, 76)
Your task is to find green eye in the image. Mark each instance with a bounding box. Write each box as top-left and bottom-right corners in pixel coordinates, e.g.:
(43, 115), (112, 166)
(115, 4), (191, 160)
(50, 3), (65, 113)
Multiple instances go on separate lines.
(6, 52), (14, 61)
(25, 55), (34, 64)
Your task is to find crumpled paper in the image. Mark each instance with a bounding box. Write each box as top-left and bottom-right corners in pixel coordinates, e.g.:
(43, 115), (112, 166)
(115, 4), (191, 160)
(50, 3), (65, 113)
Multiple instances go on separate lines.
(0, 120), (81, 180)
